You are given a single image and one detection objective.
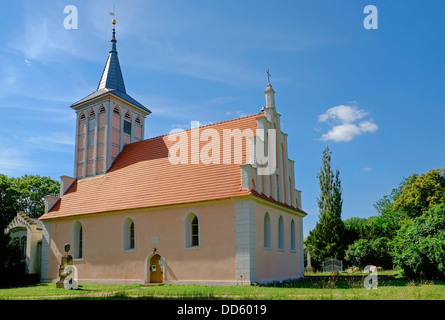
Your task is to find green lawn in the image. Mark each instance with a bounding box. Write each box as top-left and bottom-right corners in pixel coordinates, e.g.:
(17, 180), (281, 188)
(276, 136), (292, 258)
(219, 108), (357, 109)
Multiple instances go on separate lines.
(1, 276), (444, 300)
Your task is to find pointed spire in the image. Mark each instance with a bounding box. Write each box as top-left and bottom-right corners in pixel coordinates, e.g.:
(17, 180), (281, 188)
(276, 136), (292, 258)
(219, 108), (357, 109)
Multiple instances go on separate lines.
(71, 14), (150, 115)
(97, 18), (126, 93)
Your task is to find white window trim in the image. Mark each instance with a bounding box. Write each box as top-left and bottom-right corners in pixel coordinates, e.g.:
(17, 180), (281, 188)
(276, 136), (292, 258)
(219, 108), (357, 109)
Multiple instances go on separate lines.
(183, 211), (201, 250)
(72, 220), (84, 261)
(122, 216), (136, 252)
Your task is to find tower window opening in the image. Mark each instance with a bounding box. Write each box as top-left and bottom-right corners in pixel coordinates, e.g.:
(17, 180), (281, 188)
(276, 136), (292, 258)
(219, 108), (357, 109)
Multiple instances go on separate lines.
(124, 120), (131, 134)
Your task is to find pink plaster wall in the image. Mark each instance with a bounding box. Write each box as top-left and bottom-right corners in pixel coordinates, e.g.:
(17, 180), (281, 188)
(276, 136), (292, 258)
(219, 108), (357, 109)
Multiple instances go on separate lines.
(254, 203), (303, 282)
(45, 201), (237, 283)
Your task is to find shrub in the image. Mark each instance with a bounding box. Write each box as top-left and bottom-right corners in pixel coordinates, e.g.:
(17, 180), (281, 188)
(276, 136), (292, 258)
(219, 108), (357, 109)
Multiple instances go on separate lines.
(392, 204), (445, 279)
(344, 237), (393, 269)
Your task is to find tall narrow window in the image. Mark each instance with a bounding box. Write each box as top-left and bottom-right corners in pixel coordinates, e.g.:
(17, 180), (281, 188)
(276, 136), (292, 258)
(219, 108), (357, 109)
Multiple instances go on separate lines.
(276, 174), (280, 201)
(278, 216), (284, 250)
(290, 219), (296, 252)
(130, 222), (135, 249)
(282, 143), (287, 203)
(184, 212), (200, 248)
(191, 216), (199, 247)
(123, 217), (135, 251)
(73, 221), (83, 259)
(87, 119), (96, 148)
(79, 226), (83, 258)
(20, 236), (27, 260)
(123, 120), (132, 134)
(263, 212), (271, 249)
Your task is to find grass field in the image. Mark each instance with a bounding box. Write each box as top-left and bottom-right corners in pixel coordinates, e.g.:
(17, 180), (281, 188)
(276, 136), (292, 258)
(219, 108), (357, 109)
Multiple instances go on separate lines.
(0, 274), (444, 300)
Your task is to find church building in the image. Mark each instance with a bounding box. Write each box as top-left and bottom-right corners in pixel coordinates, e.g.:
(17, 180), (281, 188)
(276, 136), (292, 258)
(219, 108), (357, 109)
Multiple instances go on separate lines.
(38, 20), (307, 285)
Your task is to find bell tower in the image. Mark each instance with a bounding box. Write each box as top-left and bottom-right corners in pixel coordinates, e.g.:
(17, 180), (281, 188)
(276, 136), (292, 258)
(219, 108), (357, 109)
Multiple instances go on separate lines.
(70, 18), (151, 179)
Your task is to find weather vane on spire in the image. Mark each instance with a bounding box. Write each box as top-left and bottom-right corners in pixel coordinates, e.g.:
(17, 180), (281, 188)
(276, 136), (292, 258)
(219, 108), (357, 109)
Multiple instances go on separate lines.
(109, 7), (117, 53)
(266, 68), (272, 84)
(109, 6), (116, 25)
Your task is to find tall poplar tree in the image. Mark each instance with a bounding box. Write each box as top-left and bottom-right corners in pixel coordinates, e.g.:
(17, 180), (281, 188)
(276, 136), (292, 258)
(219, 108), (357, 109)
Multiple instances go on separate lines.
(306, 147), (345, 268)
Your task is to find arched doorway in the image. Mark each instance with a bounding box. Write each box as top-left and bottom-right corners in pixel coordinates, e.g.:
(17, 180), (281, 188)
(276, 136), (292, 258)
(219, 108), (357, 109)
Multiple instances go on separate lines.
(146, 252), (164, 284)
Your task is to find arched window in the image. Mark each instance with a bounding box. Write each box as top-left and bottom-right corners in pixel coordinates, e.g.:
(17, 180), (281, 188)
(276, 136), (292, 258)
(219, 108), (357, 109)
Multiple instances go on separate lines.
(89, 108), (95, 118)
(278, 216), (284, 250)
(113, 106), (121, 115)
(73, 221), (83, 259)
(290, 219), (296, 252)
(281, 143), (287, 203)
(276, 173), (280, 200)
(261, 175), (265, 195)
(79, 112), (86, 121)
(135, 116), (142, 124)
(184, 212), (200, 248)
(263, 212), (271, 249)
(191, 216), (199, 246)
(19, 236), (27, 260)
(123, 217), (135, 251)
(99, 105), (106, 114)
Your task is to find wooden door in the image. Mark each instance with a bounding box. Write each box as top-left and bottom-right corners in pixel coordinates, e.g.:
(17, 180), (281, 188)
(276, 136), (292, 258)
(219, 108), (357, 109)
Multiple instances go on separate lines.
(149, 254), (163, 283)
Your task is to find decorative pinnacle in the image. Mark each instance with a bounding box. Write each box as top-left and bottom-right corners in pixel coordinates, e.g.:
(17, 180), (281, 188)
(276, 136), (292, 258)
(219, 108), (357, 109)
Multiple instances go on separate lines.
(109, 12), (117, 54)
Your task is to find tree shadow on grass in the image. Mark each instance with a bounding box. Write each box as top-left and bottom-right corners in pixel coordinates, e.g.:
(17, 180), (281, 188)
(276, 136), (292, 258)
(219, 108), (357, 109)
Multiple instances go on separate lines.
(263, 277), (413, 289)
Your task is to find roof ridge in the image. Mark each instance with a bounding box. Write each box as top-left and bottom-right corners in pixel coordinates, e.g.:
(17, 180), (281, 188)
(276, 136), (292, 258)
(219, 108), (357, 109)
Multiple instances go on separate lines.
(135, 111), (263, 144)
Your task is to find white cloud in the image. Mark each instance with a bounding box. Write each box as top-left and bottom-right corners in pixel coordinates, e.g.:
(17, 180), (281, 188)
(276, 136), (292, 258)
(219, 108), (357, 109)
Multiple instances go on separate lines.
(318, 105), (368, 124)
(318, 105), (378, 142)
(359, 121), (378, 133)
(320, 123), (361, 142)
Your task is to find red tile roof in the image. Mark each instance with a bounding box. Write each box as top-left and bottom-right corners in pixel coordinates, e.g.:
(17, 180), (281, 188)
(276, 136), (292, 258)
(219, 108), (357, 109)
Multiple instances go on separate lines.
(40, 113), (305, 220)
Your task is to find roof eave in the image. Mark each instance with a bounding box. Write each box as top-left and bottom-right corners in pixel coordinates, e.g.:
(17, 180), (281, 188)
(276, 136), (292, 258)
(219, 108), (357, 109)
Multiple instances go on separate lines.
(70, 90), (151, 115)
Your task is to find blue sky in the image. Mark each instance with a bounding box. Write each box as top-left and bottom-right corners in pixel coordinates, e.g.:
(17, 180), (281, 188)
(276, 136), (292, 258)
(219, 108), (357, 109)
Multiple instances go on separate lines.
(0, 0), (444, 237)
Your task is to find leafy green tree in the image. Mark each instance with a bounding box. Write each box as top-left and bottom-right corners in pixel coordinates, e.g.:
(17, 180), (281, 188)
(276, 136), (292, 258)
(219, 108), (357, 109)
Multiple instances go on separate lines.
(344, 237), (393, 269)
(373, 181), (409, 237)
(393, 167), (445, 218)
(343, 217), (368, 246)
(0, 174), (59, 286)
(0, 174), (19, 227)
(343, 216), (389, 244)
(305, 147), (345, 266)
(392, 203), (445, 279)
(14, 174), (60, 218)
